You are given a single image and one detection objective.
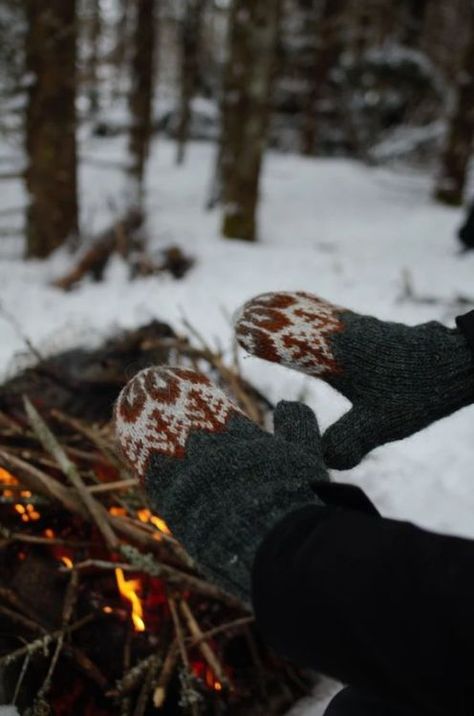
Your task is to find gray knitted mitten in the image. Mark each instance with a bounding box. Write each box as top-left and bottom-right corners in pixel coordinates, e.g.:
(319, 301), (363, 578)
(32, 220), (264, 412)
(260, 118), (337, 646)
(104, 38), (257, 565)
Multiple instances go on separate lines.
(234, 291), (474, 470)
(114, 366), (327, 602)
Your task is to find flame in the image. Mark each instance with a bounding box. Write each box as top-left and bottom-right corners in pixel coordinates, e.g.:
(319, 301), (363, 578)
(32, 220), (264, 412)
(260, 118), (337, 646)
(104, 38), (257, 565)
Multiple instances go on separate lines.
(1, 469), (40, 522)
(109, 506), (127, 517)
(61, 556), (73, 569)
(214, 682), (222, 692)
(115, 568), (145, 632)
(0, 468), (17, 485)
(44, 528), (55, 539)
(136, 508), (171, 535)
(103, 606), (113, 614)
(0, 468), (18, 499)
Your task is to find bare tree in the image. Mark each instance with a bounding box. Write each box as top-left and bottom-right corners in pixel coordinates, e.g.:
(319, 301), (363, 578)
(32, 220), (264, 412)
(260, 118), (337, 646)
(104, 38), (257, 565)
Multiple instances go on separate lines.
(25, 0), (79, 258)
(176, 0), (207, 165)
(434, 3), (474, 206)
(128, 0), (158, 199)
(219, 0), (282, 241)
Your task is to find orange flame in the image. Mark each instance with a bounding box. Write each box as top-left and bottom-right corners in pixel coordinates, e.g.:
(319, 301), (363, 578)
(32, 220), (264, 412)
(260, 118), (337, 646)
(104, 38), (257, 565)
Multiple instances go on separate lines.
(115, 568), (145, 632)
(0, 468), (17, 485)
(61, 556), (73, 569)
(136, 508), (171, 536)
(1, 468), (40, 521)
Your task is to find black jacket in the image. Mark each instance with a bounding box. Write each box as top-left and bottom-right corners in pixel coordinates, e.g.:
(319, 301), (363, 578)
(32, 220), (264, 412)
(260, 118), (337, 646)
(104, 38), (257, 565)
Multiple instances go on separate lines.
(251, 484), (474, 716)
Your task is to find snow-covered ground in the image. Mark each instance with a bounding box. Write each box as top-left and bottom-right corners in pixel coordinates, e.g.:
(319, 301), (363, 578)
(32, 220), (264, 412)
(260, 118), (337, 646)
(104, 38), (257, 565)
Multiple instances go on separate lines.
(1, 136), (473, 714)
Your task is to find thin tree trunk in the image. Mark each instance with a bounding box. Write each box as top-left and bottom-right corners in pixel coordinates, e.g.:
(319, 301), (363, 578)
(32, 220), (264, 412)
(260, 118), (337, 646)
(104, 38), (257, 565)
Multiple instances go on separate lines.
(85, 0), (102, 116)
(301, 0), (346, 156)
(128, 0), (158, 202)
(112, 0), (131, 99)
(25, 0), (79, 258)
(434, 5), (474, 206)
(176, 0), (207, 165)
(220, 0), (282, 242)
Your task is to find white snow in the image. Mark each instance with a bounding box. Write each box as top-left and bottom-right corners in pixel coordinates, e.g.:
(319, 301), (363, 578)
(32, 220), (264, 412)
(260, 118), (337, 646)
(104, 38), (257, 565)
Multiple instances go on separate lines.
(1, 136), (474, 715)
(0, 707), (20, 716)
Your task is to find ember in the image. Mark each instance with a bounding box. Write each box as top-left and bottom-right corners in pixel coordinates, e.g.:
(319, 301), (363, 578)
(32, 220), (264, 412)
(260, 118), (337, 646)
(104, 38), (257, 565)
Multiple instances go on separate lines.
(0, 321), (311, 714)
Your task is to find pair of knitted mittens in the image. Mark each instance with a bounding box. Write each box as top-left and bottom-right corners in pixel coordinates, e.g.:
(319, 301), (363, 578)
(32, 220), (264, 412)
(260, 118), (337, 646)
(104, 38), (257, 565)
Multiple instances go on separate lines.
(115, 293), (474, 600)
(115, 366), (327, 602)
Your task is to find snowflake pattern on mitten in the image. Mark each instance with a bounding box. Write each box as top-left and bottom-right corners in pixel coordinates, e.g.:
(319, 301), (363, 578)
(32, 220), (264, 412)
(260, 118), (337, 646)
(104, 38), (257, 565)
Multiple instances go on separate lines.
(235, 291), (345, 377)
(115, 366), (243, 481)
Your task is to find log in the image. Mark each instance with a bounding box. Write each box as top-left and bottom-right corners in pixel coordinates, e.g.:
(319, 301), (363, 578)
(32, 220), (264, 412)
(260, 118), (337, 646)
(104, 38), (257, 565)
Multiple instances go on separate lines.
(52, 209), (144, 290)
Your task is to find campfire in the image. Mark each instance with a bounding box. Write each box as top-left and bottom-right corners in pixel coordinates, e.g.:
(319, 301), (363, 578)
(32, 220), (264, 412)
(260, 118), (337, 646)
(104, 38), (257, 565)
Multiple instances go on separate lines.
(0, 321), (312, 715)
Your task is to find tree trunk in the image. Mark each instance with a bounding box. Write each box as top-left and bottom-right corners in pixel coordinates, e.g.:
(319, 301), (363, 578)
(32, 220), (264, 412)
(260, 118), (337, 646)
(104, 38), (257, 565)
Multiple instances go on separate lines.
(25, 0), (79, 258)
(176, 0), (207, 165)
(112, 0), (131, 99)
(434, 5), (474, 206)
(220, 0), (282, 242)
(84, 0), (102, 116)
(128, 0), (158, 200)
(301, 0), (346, 156)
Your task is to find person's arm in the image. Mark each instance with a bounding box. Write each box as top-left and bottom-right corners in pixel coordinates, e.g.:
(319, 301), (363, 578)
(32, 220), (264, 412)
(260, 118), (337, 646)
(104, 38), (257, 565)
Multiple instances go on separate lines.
(252, 492), (474, 716)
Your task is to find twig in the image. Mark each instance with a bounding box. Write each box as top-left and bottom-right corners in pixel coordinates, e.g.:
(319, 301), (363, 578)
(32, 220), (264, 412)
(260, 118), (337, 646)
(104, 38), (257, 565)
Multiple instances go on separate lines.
(0, 613), (95, 666)
(187, 616), (254, 648)
(111, 653), (161, 697)
(153, 640), (179, 708)
(133, 653), (161, 716)
(0, 449), (87, 517)
(180, 600), (231, 691)
(168, 598), (199, 716)
(51, 409), (127, 474)
(24, 397), (119, 549)
(88, 478), (136, 493)
(120, 545), (244, 610)
(12, 653), (31, 706)
(36, 569), (79, 701)
(0, 604), (45, 635)
(0, 299), (44, 363)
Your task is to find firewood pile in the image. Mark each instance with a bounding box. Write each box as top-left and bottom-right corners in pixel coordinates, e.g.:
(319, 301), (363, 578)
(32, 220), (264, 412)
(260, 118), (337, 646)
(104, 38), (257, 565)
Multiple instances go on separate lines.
(0, 321), (312, 715)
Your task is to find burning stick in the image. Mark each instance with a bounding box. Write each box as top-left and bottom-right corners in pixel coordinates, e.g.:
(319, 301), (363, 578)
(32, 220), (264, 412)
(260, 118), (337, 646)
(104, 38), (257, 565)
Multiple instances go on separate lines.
(24, 397), (119, 550)
(180, 600), (231, 693)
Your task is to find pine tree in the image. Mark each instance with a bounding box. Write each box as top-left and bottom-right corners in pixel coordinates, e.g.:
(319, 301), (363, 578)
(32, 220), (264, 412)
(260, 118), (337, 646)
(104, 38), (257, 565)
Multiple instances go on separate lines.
(220, 0), (282, 242)
(25, 0), (79, 258)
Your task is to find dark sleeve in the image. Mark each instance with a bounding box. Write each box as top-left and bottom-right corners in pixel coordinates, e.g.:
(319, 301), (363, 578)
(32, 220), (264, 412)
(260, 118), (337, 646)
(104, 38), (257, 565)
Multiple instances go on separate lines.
(251, 500), (474, 716)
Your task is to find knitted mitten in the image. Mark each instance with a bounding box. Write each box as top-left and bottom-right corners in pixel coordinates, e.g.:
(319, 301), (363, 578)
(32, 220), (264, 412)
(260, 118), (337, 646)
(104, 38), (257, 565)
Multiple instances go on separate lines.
(234, 291), (474, 470)
(114, 366), (327, 602)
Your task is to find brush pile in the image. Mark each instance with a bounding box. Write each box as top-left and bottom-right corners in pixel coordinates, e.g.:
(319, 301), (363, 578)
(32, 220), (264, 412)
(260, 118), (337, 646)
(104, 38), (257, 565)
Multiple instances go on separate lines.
(0, 320), (312, 715)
